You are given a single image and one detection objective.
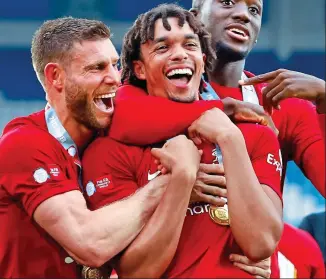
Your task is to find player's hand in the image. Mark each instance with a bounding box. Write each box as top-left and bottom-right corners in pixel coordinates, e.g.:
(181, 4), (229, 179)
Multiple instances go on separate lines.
(239, 69), (326, 114)
(190, 163), (227, 206)
(222, 97), (279, 136)
(151, 135), (202, 175)
(188, 108), (242, 146)
(229, 254), (271, 279)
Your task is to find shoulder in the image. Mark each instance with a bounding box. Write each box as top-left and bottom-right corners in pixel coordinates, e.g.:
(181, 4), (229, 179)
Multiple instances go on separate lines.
(0, 124), (58, 161)
(236, 123), (277, 144)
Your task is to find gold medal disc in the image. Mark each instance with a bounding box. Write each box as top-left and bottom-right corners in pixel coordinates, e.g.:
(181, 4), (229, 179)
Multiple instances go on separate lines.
(209, 205), (230, 226)
(82, 266), (103, 279)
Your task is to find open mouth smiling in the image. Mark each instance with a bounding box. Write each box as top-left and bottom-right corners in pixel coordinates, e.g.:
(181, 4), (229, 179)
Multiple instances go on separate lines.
(165, 68), (194, 88)
(93, 92), (115, 113)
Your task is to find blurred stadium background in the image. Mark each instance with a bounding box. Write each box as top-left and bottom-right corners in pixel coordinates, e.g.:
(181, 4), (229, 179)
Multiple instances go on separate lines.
(0, 0), (325, 227)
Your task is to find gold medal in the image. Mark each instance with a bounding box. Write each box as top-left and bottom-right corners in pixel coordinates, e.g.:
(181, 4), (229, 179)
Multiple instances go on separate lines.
(209, 204), (230, 226)
(82, 266), (104, 279)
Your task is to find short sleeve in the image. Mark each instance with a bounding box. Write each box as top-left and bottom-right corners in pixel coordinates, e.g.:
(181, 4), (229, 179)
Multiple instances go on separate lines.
(238, 123), (283, 200)
(0, 127), (79, 216)
(82, 137), (143, 210)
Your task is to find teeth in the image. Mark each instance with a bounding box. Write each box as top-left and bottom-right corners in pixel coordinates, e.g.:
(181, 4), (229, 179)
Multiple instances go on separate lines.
(230, 28), (246, 37)
(166, 68), (193, 77)
(94, 92), (116, 99)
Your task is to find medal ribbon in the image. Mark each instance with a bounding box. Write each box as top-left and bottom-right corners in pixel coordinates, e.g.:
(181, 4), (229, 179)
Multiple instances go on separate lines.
(200, 73), (259, 224)
(45, 104), (83, 191)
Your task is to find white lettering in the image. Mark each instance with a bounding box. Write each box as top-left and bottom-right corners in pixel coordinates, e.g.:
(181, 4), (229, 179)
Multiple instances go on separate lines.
(267, 153), (282, 174)
(186, 204), (210, 217)
(267, 153), (274, 164)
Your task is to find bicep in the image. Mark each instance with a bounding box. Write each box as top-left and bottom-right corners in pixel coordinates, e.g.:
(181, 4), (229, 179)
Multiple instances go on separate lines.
(33, 190), (90, 261)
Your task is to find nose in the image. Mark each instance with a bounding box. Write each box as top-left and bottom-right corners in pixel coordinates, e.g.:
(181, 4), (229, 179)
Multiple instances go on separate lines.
(104, 64), (120, 86)
(170, 44), (188, 62)
(232, 3), (250, 23)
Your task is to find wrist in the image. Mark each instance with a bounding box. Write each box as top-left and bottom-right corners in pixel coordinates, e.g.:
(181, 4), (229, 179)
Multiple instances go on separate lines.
(171, 166), (197, 185)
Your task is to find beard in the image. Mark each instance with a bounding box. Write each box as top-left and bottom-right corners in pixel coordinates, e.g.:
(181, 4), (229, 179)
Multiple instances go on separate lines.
(65, 81), (103, 130)
(214, 40), (249, 62)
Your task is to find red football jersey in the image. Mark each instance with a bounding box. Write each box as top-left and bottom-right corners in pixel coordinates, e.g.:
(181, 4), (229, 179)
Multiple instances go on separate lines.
(278, 223), (325, 278)
(0, 110), (81, 278)
(109, 75), (325, 197)
(83, 123), (282, 277)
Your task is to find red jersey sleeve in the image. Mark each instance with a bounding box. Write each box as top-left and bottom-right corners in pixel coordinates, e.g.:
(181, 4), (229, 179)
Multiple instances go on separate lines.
(282, 99), (325, 197)
(0, 127), (79, 217)
(109, 84), (224, 145)
(238, 123), (283, 200)
(82, 136), (143, 210)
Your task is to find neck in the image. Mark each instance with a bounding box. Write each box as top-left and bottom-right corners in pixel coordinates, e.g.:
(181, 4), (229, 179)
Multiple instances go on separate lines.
(208, 59), (246, 88)
(52, 104), (95, 154)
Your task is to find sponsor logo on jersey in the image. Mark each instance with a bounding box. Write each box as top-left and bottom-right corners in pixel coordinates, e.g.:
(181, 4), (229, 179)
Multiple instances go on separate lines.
(267, 151), (282, 174)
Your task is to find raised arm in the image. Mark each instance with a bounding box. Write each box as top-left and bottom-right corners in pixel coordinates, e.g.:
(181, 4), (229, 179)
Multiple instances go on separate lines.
(188, 109), (283, 262)
(115, 136), (201, 278)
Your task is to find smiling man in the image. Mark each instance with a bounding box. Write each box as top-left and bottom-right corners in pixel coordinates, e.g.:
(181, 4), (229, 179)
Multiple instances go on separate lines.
(82, 4), (283, 278)
(0, 17), (185, 278)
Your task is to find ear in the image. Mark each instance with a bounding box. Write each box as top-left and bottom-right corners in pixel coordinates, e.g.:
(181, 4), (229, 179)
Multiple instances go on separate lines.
(201, 53), (206, 73)
(189, 8), (199, 17)
(133, 60), (146, 80)
(44, 63), (64, 92)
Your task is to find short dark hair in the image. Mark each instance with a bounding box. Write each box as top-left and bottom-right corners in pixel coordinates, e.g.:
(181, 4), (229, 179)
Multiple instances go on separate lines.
(121, 3), (215, 92)
(31, 17), (111, 86)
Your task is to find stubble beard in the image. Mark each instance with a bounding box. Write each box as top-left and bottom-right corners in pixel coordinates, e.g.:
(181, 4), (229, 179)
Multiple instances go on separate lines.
(65, 82), (103, 130)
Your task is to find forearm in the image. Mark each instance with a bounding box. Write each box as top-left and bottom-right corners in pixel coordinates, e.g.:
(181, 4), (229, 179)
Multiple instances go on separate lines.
(219, 133), (282, 261)
(82, 175), (170, 267)
(117, 170), (196, 278)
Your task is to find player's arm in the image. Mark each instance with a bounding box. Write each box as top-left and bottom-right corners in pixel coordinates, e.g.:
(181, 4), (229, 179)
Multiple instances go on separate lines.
(286, 99), (325, 197)
(189, 110), (283, 262)
(240, 69), (326, 113)
(109, 85), (269, 145)
(34, 177), (169, 268)
(115, 136), (201, 278)
(0, 132), (169, 268)
(220, 125), (283, 262)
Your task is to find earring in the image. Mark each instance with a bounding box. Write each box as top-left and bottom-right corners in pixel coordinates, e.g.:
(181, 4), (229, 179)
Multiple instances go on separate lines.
(255, 39), (258, 44)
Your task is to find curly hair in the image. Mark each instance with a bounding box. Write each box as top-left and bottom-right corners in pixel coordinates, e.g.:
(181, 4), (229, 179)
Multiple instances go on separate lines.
(120, 3), (216, 92)
(31, 17), (111, 87)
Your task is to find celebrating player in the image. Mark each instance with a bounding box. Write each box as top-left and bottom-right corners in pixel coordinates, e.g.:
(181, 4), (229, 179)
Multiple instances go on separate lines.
(0, 17), (191, 278)
(82, 4), (283, 278)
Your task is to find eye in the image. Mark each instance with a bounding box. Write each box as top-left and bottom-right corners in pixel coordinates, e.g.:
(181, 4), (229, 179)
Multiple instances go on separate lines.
(185, 42), (198, 47)
(156, 45), (168, 52)
(249, 6), (260, 15)
(221, 0), (234, 6)
(94, 63), (106, 71)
